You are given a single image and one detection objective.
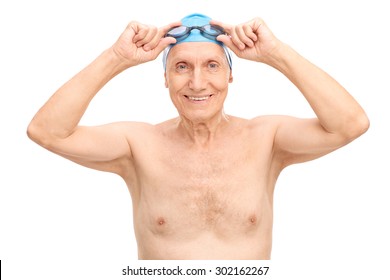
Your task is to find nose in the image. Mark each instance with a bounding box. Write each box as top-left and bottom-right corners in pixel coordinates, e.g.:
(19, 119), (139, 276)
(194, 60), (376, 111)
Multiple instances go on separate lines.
(188, 67), (207, 92)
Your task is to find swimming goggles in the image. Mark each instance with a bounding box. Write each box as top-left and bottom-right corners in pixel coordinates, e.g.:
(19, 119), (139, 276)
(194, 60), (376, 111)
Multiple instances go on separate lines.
(165, 24), (226, 42)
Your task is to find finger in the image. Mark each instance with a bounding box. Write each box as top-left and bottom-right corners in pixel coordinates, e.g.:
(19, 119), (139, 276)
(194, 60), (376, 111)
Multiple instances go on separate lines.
(235, 25), (254, 48)
(125, 21), (140, 41)
(132, 24), (150, 45)
(211, 20), (245, 50)
(229, 29), (246, 50)
(144, 21), (181, 51)
(136, 26), (158, 49)
(251, 17), (265, 30)
(160, 21), (182, 34)
(209, 19), (233, 33)
(243, 24), (258, 42)
(149, 37), (177, 59)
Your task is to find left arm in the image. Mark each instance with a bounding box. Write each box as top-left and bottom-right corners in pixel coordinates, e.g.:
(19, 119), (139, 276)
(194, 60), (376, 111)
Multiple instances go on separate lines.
(266, 43), (369, 166)
(213, 18), (369, 166)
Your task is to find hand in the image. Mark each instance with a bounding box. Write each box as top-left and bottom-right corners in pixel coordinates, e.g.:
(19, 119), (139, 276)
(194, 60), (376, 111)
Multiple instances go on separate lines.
(211, 17), (283, 64)
(111, 21), (181, 67)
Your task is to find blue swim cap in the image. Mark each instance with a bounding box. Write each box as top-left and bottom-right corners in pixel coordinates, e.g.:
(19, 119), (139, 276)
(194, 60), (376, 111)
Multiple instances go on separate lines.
(162, 13), (232, 71)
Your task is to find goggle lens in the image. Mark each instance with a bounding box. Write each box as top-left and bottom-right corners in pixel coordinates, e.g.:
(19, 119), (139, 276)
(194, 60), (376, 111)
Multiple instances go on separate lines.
(165, 25), (225, 41)
(166, 26), (189, 37)
(203, 25), (223, 35)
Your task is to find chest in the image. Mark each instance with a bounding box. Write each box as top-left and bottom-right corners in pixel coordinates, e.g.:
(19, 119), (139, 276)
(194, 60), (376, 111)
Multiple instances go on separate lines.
(135, 142), (273, 236)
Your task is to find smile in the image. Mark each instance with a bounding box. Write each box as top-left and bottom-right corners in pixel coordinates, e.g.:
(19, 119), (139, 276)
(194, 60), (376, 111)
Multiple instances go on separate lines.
(184, 94), (213, 101)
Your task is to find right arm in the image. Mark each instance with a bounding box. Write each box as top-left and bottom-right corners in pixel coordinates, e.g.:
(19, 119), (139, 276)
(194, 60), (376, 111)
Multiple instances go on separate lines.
(27, 21), (179, 176)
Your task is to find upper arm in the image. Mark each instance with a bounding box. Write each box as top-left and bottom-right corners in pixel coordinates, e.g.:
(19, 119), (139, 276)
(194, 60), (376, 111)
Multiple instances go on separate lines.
(40, 122), (136, 176)
(271, 116), (351, 167)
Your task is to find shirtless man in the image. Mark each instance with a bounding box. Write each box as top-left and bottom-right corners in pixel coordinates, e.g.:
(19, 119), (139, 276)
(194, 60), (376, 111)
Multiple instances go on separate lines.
(27, 13), (369, 259)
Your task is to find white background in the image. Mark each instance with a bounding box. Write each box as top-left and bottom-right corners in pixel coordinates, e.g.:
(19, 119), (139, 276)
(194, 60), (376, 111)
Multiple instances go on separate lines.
(1, 0), (389, 279)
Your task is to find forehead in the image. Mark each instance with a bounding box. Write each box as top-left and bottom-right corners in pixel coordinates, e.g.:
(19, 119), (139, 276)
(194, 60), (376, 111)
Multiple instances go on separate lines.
(168, 42), (226, 62)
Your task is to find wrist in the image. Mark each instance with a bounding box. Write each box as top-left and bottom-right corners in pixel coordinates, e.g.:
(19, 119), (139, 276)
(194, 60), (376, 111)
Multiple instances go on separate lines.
(104, 47), (134, 74)
(262, 43), (300, 74)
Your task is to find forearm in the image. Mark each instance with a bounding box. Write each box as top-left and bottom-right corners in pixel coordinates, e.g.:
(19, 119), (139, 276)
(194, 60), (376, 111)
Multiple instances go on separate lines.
(267, 43), (369, 137)
(28, 48), (127, 142)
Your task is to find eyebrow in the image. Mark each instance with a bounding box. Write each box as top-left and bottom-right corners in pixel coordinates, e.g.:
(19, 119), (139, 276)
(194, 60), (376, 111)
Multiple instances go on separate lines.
(170, 54), (228, 65)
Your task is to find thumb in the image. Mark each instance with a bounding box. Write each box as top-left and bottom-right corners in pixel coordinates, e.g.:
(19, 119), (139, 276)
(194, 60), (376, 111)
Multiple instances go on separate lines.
(149, 20), (181, 56)
(151, 37), (176, 58)
(217, 34), (241, 55)
(154, 37), (176, 52)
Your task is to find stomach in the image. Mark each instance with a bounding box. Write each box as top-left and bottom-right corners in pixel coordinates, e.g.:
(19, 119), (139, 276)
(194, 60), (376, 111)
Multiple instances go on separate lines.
(135, 229), (272, 260)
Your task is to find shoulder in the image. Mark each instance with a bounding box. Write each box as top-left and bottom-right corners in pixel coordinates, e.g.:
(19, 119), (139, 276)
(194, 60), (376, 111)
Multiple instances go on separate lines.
(245, 115), (304, 150)
(249, 115), (310, 135)
(122, 118), (180, 144)
(218, 114), (298, 135)
(107, 121), (157, 148)
(115, 118), (183, 140)
(220, 115), (280, 147)
(247, 115), (286, 134)
(115, 121), (155, 135)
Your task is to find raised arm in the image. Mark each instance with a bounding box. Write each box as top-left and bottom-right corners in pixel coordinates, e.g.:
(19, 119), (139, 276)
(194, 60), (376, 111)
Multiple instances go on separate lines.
(212, 17), (369, 166)
(27, 21), (180, 175)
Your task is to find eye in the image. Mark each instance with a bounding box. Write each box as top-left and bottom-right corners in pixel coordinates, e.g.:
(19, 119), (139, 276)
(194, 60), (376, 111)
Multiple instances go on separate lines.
(176, 63), (189, 72)
(208, 62), (219, 70)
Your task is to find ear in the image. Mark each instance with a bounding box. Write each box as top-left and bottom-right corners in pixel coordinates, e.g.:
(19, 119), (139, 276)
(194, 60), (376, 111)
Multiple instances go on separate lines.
(228, 71), (233, 83)
(164, 72), (168, 88)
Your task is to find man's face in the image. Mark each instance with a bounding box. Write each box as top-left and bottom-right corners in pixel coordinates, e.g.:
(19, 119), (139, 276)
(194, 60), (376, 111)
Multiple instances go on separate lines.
(164, 42), (233, 123)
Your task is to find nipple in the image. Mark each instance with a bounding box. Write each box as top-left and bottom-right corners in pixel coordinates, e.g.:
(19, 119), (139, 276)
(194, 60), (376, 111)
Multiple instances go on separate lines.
(157, 217), (165, 226)
(249, 215), (257, 225)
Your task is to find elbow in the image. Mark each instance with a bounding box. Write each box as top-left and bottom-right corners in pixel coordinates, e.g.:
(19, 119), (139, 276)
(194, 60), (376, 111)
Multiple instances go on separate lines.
(343, 111), (370, 142)
(358, 112), (370, 135)
(27, 121), (52, 148)
(27, 121), (42, 144)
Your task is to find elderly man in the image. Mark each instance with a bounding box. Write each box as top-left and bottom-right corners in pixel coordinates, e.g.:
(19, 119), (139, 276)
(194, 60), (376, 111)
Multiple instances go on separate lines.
(27, 14), (369, 259)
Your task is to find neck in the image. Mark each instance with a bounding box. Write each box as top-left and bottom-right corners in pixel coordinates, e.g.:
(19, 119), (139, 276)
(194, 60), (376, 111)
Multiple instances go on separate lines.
(177, 112), (229, 147)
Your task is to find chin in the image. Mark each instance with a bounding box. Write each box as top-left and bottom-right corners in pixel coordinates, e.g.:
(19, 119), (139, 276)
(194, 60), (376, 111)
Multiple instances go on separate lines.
(180, 109), (222, 123)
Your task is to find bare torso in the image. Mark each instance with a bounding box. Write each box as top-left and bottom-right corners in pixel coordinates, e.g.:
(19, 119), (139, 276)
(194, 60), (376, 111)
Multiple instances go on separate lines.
(124, 116), (282, 259)
(26, 16), (369, 262)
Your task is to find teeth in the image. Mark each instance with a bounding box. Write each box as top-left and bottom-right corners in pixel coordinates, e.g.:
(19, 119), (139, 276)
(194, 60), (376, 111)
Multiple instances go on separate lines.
(187, 95), (210, 101)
